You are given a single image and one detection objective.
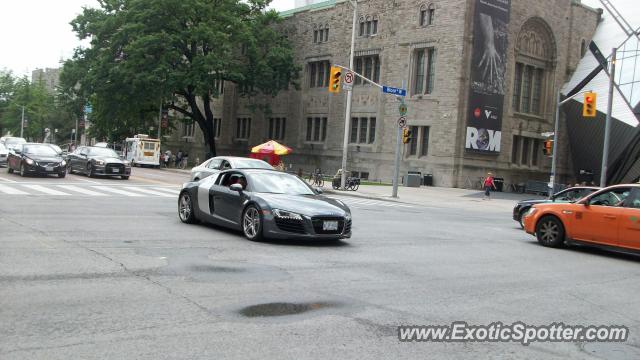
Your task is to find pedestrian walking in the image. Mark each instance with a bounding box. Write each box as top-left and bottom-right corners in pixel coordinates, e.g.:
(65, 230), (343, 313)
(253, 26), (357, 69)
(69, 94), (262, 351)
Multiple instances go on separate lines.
(175, 150), (183, 167)
(483, 172), (496, 200)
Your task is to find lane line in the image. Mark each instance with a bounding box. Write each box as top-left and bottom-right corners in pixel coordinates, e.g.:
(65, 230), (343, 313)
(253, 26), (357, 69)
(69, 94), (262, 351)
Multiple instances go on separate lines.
(21, 184), (71, 196)
(122, 186), (174, 197)
(151, 187), (181, 195)
(0, 176), (17, 183)
(0, 184), (29, 195)
(91, 186), (144, 197)
(56, 185), (108, 196)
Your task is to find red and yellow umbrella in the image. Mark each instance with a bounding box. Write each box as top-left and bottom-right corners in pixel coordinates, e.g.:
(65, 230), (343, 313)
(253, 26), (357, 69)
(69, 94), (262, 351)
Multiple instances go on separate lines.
(250, 140), (292, 156)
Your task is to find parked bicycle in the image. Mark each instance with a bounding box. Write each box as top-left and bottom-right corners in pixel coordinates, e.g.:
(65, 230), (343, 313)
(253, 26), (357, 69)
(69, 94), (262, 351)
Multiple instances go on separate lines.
(332, 174), (360, 191)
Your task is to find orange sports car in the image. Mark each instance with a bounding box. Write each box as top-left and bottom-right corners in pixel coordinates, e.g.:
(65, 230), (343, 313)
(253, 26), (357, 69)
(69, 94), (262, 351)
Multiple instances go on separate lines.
(522, 184), (640, 251)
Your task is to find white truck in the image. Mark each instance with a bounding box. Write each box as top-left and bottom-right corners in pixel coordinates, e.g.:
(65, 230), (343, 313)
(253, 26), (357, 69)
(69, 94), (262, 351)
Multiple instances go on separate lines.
(124, 134), (160, 167)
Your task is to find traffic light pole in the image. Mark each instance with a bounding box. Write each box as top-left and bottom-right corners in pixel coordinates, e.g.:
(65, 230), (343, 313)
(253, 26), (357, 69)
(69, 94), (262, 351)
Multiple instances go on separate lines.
(20, 106), (25, 138)
(549, 90), (561, 198)
(339, 0), (358, 191)
(600, 47), (616, 187)
(391, 81), (405, 198)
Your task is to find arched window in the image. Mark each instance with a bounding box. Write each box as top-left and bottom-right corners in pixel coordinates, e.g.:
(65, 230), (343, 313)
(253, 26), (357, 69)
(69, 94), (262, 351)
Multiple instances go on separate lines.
(419, 4), (427, 26)
(313, 23), (329, 43)
(419, 4), (435, 26)
(427, 4), (435, 25)
(359, 15), (378, 36)
(512, 17), (557, 116)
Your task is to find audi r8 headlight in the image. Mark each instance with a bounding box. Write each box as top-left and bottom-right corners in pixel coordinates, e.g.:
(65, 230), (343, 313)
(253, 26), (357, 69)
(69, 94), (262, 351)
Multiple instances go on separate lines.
(60, 160), (66, 166)
(95, 159), (105, 165)
(272, 209), (303, 221)
(25, 158), (34, 165)
(344, 212), (352, 221)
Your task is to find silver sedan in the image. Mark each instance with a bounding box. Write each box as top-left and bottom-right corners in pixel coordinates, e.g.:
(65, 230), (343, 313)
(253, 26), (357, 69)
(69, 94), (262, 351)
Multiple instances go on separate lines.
(190, 156), (273, 181)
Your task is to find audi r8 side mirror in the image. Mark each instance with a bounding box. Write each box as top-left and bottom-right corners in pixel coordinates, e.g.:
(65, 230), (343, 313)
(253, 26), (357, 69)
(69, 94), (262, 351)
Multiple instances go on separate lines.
(230, 183), (243, 192)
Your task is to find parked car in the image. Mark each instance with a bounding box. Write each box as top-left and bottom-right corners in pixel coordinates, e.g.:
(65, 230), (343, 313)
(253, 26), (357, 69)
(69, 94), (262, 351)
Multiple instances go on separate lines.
(6, 143), (67, 178)
(0, 143), (8, 167)
(67, 146), (131, 179)
(522, 184), (640, 251)
(190, 156), (273, 181)
(178, 169), (352, 241)
(1, 136), (27, 151)
(512, 186), (600, 228)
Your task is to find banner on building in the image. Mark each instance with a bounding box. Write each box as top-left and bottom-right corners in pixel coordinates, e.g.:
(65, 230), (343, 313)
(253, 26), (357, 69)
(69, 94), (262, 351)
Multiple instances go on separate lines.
(465, 0), (511, 154)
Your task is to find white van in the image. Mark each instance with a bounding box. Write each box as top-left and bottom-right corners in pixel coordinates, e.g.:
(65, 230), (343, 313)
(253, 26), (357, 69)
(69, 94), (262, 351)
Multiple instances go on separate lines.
(124, 134), (160, 167)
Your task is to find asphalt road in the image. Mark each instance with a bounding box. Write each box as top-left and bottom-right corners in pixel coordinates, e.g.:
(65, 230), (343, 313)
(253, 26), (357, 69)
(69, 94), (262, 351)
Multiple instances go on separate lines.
(1, 167), (640, 359)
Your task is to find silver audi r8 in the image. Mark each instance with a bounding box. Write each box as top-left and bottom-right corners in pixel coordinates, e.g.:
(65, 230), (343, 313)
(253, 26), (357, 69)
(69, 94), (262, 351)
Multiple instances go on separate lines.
(178, 169), (352, 241)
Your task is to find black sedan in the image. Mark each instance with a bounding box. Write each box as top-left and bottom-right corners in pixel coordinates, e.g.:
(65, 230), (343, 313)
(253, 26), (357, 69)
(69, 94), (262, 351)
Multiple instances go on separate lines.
(67, 146), (131, 179)
(512, 186), (600, 228)
(178, 169), (352, 241)
(7, 143), (67, 178)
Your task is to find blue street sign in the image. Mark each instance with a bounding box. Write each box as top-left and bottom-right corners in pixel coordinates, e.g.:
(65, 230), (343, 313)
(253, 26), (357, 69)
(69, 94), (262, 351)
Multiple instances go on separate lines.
(382, 86), (407, 97)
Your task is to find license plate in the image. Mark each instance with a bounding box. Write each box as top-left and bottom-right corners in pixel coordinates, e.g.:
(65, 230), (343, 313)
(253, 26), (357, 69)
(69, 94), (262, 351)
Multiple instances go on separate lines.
(45, 167), (54, 172)
(111, 168), (120, 173)
(323, 221), (338, 231)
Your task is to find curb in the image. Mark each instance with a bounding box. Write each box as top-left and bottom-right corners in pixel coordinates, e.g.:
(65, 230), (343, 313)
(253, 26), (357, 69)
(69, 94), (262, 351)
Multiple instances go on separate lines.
(157, 167), (192, 175)
(323, 189), (412, 205)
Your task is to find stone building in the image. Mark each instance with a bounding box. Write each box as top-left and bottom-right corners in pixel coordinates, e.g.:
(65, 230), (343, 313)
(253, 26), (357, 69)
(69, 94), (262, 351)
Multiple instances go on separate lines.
(31, 68), (60, 94)
(164, 0), (600, 188)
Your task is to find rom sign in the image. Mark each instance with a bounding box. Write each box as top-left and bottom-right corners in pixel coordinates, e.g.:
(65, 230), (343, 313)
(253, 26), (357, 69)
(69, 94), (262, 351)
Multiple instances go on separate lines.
(465, 127), (501, 152)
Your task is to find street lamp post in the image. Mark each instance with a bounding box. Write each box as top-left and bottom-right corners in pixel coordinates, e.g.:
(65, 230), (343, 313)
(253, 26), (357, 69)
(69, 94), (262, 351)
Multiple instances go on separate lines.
(20, 106), (25, 138)
(340, 0), (358, 190)
(600, 48), (616, 187)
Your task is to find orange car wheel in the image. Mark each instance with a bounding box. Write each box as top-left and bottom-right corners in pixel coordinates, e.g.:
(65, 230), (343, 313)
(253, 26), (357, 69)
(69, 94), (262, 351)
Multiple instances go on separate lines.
(535, 216), (565, 248)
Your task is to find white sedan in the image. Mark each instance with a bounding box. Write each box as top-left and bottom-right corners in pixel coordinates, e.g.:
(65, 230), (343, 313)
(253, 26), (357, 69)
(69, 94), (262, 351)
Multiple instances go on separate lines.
(190, 156), (273, 181)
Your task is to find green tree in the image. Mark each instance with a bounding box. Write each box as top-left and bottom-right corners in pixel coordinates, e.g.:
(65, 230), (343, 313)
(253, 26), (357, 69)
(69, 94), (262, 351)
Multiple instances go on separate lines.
(62, 0), (299, 156)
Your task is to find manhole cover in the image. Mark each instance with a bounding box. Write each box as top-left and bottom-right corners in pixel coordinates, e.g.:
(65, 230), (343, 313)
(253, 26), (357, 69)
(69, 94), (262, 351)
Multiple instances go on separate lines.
(239, 302), (336, 317)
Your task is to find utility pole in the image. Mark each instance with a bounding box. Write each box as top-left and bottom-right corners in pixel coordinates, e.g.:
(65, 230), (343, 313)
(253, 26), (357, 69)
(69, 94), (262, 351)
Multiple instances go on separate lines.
(157, 100), (162, 140)
(600, 48), (616, 187)
(549, 91), (561, 196)
(340, 0), (357, 190)
(392, 80), (406, 198)
(20, 106), (25, 138)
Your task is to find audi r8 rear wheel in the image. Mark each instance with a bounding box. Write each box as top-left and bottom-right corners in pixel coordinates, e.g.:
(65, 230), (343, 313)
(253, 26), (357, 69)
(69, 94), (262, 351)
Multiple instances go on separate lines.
(535, 216), (565, 248)
(242, 205), (263, 241)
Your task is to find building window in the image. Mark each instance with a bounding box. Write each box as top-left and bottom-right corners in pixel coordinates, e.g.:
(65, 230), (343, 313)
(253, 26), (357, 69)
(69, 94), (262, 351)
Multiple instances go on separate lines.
(349, 117), (376, 144)
(359, 16), (378, 37)
(407, 126), (429, 157)
(213, 118), (222, 138)
(511, 135), (542, 167)
(309, 60), (330, 88)
(420, 126), (430, 156)
(412, 48), (436, 95)
(235, 117), (251, 140)
(268, 117), (286, 140)
(512, 62), (545, 115)
(306, 117), (327, 142)
(183, 121), (196, 138)
(419, 4), (435, 26)
(313, 24), (329, 43)
(213, 79), (224, 95)
(354, 55), (380, 85)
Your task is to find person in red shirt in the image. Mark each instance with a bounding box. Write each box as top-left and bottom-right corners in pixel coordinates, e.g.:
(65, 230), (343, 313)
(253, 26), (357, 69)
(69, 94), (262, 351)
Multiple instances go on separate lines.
(483, 172), (496, 200)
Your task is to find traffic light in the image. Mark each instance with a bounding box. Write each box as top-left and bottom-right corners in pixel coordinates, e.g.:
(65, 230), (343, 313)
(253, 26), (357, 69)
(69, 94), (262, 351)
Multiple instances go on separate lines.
(402, 128), (412, 144)
(329, 66), (342, 93)
(583, 91), (597, 117)
(543, 139), (554, 156)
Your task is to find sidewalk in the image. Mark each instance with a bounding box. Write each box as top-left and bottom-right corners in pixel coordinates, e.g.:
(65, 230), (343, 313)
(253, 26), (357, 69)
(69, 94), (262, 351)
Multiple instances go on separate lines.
(158, 167), (192, 175)
(323, 184), (545, 213)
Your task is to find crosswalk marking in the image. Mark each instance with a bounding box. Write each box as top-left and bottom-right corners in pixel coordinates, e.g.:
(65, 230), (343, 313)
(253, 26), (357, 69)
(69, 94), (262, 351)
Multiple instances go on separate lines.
(329, 196), (415, 209)
(152, 187), (180, 195)
(21, 184), (71, 196)
(122, 186), (174, 197)
(91, 186), (145, 197)
(0, 184), (29, 195)
(56, 185), (107, 196)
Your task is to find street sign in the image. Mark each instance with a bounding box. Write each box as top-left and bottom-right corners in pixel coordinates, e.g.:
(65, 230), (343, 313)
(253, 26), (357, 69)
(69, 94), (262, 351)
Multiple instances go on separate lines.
(541, 132), (555, 137)
(398, 103), (408, 116)
(398, 116), (407, 128)
(79, 120), (85, 129)
(383, 86), (407, 97)
(343, 71), (354, 91)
